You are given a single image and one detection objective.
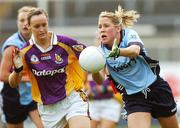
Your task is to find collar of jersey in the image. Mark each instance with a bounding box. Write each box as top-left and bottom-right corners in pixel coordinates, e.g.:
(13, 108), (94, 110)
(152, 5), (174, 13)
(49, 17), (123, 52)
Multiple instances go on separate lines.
(29, 31), (57, 53)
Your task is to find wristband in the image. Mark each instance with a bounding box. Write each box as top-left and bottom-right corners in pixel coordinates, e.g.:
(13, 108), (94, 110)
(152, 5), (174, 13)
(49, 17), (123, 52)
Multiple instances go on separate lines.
(14, 66), (23, 73)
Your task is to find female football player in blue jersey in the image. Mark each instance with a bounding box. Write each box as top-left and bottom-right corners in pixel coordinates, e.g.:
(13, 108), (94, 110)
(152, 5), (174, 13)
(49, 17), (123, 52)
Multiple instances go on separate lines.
(8, 8), (90, 128)
(92, 5), (179, 128)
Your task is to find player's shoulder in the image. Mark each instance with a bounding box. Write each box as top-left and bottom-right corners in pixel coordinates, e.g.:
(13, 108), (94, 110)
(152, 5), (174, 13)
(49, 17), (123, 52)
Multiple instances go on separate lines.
(55, 33), (85, 52)
(4, 32), (20, 44)
(21, 45), (33, 55)
(124, 28), (138, 35)
(2, 32), (22, 52)
(123, 28), (141, 42)
(56, 34), (78, 45)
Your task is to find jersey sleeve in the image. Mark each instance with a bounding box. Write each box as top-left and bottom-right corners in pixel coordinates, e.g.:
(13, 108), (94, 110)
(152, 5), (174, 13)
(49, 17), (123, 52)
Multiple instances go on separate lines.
(2, 39), (21, 53)
(126, 29), (144, 48)
(58, 35), (86, 58)
(20, 46), (32, 75)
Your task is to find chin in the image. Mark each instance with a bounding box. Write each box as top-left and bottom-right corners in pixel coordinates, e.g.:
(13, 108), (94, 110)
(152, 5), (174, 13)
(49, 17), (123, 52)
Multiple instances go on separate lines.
(100, 38), (109, 44)
(39, 34), (48, 39)
(101, 40), (109, 44)
(39, 38), (46, 41)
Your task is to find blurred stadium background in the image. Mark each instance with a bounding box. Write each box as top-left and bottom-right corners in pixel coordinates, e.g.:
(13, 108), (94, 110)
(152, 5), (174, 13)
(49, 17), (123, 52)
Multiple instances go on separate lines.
(0, 0), (180, 128)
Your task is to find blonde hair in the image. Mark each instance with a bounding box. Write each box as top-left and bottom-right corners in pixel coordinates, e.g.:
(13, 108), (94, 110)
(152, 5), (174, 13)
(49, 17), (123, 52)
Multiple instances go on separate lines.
(99, 5), (140, 28)
(17, 6), (36, 17)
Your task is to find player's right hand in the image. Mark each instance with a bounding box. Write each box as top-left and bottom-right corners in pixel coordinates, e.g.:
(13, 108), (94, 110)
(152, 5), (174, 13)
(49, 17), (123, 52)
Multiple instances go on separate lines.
(12, 48), (23, 70)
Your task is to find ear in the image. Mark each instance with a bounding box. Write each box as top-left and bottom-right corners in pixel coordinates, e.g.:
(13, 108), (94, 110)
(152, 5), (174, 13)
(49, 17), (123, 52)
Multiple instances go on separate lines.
(116, 26), (121, 33)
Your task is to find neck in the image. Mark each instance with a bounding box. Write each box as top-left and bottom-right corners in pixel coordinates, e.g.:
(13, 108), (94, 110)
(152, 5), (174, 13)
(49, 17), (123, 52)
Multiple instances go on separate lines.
(35, 37), (51, 50)
(21, 33), (31, 42)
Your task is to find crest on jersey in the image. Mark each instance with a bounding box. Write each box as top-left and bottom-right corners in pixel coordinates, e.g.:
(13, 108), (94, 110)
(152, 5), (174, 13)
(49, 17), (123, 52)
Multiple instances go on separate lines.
(130, 34), (137, 40)
(72, 44), (84, 52)
(55, 54), (63, 64)
(30, 55), (40, 64)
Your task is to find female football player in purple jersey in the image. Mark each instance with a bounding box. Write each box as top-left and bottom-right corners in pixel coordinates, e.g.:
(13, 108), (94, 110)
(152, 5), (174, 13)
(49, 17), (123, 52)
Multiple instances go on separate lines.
(92, 5), (179, 128)
(8, 8), (90, 128)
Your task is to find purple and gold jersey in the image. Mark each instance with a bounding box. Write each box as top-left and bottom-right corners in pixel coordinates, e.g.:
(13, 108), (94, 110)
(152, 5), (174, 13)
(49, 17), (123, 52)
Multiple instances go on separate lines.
(21, 32), (86, 105)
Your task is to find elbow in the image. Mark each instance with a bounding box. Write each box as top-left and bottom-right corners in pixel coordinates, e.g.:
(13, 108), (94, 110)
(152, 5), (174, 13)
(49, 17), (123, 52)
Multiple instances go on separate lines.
(128, 51), (139, 58)
(133, 50), (140, 57)
(133, 45), (140, 57)
(130, 46), (140, 58)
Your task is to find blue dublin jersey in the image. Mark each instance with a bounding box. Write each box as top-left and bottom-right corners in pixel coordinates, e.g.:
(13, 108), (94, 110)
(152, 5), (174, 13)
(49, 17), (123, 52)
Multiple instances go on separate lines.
(100, 28), (157, 95)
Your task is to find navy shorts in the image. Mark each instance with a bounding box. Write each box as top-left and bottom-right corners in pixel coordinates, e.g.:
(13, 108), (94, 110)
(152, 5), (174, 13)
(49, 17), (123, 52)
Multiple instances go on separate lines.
(123, 76), (177, 118)
(1, 83), (37, 124)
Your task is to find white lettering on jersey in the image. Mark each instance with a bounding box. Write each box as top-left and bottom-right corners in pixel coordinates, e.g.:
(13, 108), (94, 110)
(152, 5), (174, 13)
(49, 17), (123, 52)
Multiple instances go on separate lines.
(32, 67), (65, 76)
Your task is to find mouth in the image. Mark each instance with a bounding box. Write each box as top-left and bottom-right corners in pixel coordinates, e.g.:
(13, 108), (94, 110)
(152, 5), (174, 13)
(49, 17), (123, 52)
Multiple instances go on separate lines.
(101, 34), (107, 40)
(39, 33), (46, 38)
(23, 27), (29, 31)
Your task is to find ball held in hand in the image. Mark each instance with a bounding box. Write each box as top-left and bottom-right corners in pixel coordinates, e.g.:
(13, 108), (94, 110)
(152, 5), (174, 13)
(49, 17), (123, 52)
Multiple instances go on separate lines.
(79, 46), (106, 73)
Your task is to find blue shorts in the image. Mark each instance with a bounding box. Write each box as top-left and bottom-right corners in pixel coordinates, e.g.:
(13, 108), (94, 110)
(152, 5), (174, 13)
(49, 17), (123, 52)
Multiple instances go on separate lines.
(123, 76), (177, 118)
(2, 83), (37, 124)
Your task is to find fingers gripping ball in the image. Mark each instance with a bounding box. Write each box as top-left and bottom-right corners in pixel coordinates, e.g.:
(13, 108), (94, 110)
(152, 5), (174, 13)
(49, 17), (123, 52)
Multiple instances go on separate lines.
(79, 46), (106, 73)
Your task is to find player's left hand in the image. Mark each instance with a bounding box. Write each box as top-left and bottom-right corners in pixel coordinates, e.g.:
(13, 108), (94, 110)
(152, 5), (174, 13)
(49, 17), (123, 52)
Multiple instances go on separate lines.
(108, 38), (120, 58)
(12, 48), (23, 73)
